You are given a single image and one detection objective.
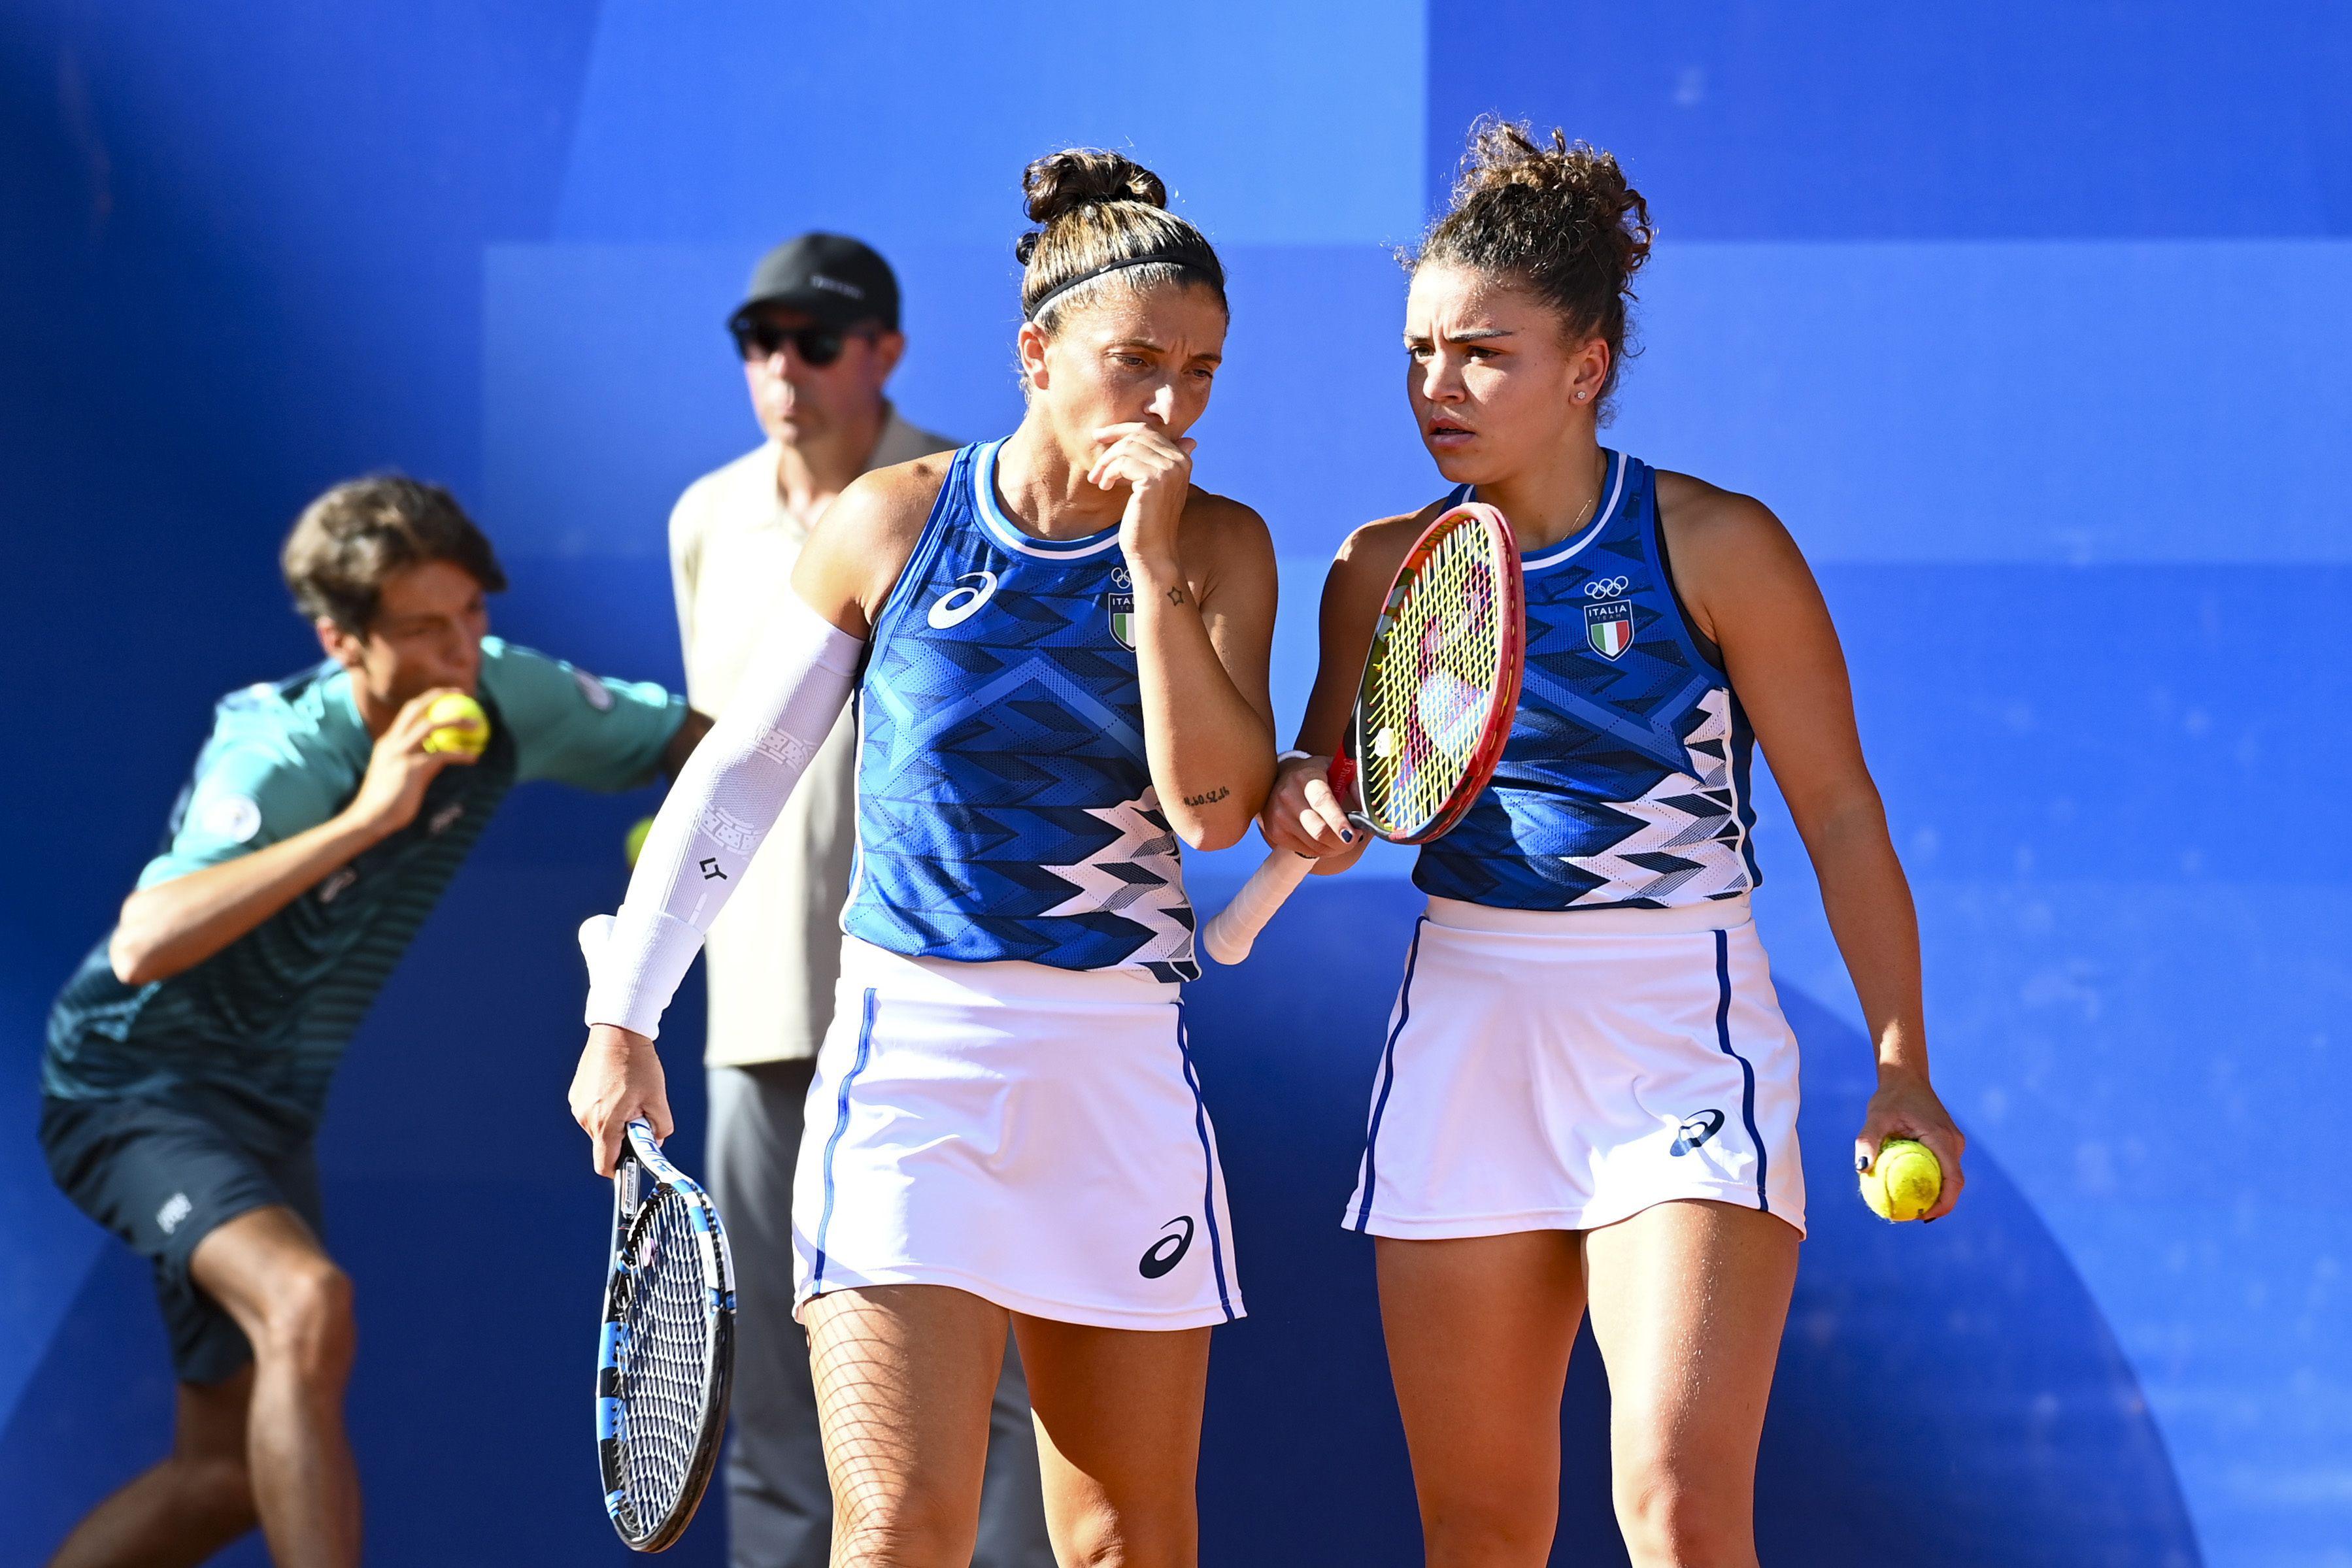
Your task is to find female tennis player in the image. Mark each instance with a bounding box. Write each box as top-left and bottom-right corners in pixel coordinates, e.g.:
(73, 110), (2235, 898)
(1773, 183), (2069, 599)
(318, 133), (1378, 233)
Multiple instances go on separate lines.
(570, 148), (1275, 1567)
(1262, 121), (1967, 1566)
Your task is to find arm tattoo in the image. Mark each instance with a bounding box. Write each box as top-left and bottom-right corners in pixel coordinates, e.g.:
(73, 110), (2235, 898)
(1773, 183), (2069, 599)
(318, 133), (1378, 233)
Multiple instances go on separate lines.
(1181, 785), (1230, 807)
(1164, 586), (1187, 607)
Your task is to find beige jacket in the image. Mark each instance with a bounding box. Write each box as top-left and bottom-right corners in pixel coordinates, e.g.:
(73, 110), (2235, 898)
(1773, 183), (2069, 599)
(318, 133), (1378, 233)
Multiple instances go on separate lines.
(669, 408), (956, 1065)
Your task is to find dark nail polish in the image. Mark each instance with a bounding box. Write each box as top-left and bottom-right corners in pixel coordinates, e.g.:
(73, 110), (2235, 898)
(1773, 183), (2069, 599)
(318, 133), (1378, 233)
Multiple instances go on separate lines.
(1341, 829), (1355, 844)
(1855, 1152), (1871, 1173)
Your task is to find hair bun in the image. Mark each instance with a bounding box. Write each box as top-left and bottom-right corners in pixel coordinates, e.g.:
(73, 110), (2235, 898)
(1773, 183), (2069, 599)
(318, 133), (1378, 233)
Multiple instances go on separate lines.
(1014, 146), (1225, 322)
(1022, 149), (1168, 228)
(1419, 118), (1655, 420)
(1451, 120), (1653, 286)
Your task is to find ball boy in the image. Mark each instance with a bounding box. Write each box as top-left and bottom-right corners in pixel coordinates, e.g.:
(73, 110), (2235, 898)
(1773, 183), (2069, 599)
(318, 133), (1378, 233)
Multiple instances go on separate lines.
(38, 476), (709, 1567)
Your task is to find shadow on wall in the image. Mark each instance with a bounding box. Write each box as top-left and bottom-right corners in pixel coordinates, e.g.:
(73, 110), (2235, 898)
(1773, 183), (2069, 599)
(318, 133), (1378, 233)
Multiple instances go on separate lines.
(1184, 875), (2202, 1568)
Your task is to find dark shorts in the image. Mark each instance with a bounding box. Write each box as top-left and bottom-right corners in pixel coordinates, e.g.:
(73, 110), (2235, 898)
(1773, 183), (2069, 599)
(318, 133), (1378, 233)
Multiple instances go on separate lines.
(39, 1091), (325, 1385)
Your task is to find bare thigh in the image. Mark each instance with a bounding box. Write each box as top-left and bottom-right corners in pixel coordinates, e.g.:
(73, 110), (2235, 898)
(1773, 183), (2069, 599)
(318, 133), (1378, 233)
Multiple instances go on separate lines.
(186, 1203), (344, 1347)
(805, 1284), (1008, 1567)
(1013, 1315), (1209, 1568)
(184, 1204), (361, 1568)
(1581, 1200), (1798, 1567)
(1375, 1232), (1588, 1568)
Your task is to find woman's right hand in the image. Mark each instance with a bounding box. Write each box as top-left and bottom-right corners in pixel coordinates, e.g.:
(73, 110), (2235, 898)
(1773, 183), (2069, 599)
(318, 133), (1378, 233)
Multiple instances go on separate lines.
(569, 1024), (671, 1177)
(1258, 753), (1364, 863)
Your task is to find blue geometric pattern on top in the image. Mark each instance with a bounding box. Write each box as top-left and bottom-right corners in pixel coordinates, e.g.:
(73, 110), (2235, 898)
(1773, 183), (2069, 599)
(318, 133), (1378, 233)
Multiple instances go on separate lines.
(1416, 450), (1764, 911)
(844, 440), (1198, 980)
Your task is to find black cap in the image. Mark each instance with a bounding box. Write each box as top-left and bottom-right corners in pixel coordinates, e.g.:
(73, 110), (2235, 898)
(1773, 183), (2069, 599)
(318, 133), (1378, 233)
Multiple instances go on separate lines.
(731, 233), (899, 333)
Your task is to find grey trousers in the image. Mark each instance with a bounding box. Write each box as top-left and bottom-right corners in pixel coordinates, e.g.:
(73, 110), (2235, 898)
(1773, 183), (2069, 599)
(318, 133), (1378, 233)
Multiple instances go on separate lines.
(707, 1060), (1056, 1568)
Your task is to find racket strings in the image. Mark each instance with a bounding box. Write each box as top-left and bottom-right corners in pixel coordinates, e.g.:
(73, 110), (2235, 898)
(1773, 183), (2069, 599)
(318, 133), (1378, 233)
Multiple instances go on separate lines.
(614, 1192), (714, 1533)
(1362, 523), (1505, 839)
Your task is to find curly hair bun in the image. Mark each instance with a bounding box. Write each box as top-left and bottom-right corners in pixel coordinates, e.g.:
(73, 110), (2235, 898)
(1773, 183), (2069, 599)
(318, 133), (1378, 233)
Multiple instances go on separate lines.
(1022, 149), (1168, 227)
(1420, 118), (1655, 416)
(1451, 120), (1653, 292)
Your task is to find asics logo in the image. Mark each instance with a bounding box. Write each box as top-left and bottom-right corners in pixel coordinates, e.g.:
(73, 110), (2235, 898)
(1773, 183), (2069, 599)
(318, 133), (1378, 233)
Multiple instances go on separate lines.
(1672, 1109), (1726, 1155)
(927, 571), (999, 629)
(1584, 575), (1632, 599)
(1138, 1216), (1195, 1278)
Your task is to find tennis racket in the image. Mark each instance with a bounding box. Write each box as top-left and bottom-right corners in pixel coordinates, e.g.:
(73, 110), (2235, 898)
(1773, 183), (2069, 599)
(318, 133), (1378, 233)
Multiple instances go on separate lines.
(596, 1118), (735, 1552)
(1201, 501), (1524, 964)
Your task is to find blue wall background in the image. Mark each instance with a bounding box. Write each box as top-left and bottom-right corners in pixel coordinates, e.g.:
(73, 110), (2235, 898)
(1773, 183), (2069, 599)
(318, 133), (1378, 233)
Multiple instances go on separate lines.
(3, 3), (2346, 1563)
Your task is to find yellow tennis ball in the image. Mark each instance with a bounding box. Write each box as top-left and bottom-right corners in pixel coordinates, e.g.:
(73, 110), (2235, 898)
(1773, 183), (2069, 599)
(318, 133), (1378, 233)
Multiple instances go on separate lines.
(624, 816), (654, 869)
(1860, 1137), (1942, 1222)
(420, 692), (490, 757)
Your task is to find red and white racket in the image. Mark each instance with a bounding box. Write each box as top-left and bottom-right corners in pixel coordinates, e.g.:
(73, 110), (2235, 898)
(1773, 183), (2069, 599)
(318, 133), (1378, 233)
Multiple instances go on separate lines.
(1201, 501), (1525, 964)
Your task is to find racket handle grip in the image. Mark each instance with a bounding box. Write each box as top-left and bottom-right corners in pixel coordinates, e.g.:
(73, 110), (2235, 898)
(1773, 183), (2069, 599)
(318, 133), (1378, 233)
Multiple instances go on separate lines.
(1201, 850), (1316, 965)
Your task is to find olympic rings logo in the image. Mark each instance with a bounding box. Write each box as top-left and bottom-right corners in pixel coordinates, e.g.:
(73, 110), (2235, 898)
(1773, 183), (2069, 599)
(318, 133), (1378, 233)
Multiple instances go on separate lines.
(1583, 575), (1632, 599)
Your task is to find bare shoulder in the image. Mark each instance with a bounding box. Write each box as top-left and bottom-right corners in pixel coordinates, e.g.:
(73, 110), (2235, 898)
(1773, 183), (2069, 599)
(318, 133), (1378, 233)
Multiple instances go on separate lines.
(832, 450), (957, 546)
(1653, 469), (1825, 647)
(802, 451), (957, 631)
(1181, 484), (1274, 552)
(1336, 499), (1448, 586)
(1654, 468), (1803, 571)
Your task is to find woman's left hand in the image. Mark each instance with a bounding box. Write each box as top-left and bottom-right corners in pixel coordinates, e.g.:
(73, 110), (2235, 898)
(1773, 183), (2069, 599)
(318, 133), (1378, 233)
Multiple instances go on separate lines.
(1855, 1067), (1966, 1221)
(1089, 422), (1196, 576)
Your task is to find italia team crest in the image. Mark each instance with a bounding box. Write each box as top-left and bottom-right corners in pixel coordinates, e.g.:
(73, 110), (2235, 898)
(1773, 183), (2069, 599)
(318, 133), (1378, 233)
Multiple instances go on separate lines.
(1107, 565), (1135, 650)
(1585, 598), (1634, 659)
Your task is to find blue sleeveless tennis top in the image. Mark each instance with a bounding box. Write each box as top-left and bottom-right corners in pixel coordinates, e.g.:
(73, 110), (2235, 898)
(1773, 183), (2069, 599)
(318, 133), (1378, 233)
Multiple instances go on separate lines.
(1413, 450), (1763, 910)
(841, 439), (1197, 980)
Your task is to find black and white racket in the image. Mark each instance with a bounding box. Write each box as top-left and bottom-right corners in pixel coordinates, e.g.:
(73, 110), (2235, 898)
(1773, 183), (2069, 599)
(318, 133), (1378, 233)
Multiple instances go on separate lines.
(596, 1118), (735, 1552)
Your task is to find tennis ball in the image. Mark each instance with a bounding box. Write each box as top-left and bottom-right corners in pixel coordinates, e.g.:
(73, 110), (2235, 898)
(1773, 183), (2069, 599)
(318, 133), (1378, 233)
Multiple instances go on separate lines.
(420, 692), (490, 757)
(1860, 1137), (1942, 1222)
(624, 816), (654, 869)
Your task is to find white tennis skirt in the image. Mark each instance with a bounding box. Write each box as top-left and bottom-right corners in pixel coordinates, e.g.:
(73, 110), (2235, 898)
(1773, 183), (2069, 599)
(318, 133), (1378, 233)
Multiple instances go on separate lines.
(1346, 895), (1807, 1239)
(790, 936), (1241, 1331)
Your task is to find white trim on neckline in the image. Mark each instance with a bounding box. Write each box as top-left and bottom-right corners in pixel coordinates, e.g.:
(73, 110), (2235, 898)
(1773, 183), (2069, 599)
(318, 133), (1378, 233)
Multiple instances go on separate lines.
(1455, 452), (1629, 573)
(971, 439), (1124, 561)
(1521, 449), (1627, 572)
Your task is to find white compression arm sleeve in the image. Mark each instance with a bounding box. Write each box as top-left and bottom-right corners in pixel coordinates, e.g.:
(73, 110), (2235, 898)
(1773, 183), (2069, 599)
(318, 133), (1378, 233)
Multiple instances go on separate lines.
(581, 592), (862, 1040)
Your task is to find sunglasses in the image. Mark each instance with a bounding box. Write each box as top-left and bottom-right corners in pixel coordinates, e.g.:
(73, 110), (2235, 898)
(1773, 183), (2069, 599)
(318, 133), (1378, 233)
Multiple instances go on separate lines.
(730, 318), (876, 368)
